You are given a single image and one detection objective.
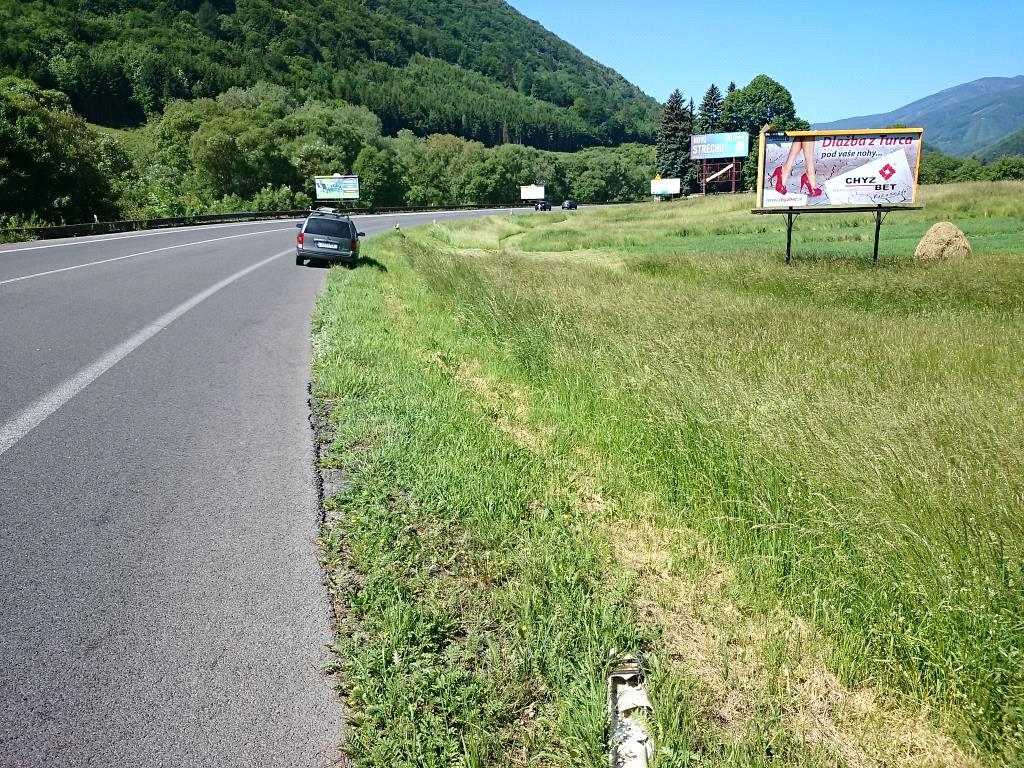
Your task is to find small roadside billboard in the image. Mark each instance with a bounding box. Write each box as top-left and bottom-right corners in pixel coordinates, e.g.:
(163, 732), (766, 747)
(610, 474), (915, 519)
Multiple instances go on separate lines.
(315, 175), (360, 200)
(651, 178), (681, 196)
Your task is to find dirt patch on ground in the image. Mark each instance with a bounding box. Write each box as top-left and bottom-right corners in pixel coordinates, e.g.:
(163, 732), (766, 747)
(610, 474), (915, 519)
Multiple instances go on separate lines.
(430, 354), (551, 453)
(914, 222), (972, 261)
(606, 521), (978, 767)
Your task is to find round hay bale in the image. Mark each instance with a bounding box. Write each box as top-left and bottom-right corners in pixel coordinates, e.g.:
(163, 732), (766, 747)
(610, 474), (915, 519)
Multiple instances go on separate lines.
(914, 221), (972, 261)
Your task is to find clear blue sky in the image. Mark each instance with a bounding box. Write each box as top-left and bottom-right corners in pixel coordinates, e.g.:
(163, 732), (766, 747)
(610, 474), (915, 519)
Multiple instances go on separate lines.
(507, 0), (1024, 122)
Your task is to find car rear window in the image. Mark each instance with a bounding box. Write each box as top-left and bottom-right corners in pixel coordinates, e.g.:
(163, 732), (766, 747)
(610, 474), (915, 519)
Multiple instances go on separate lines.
(304, 217), (352, 237)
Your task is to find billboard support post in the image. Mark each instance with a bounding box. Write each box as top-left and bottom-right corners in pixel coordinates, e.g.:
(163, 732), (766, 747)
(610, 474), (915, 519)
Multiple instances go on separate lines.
(785, 210), (795, 265)
(872, 208), (888, 268)
(755, 204), (919, 266)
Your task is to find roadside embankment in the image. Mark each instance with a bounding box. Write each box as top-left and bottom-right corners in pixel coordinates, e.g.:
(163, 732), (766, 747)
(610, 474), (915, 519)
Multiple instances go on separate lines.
(312, 183), (1024, 766)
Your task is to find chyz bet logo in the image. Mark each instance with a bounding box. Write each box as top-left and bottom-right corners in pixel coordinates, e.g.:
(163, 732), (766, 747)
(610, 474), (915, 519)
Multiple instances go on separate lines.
(845, 162), (899, 191)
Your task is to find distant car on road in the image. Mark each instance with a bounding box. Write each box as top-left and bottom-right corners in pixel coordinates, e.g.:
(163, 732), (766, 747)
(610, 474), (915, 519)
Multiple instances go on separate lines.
(534, 200), (552, 211)
(561, 200), (578, 210)
(295, 209), (365, 266)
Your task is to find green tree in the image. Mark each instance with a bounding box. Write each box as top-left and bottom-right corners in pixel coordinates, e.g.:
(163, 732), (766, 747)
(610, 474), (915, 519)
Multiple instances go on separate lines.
(49, 47), (143, 127)
(721, 75), (803, 135)
(418, 133), (487, 204)
(190, 130), (249, 198)
(981, 156), (1024, 181)
(291, 140), (350, 187)
(352, 146), (405, 207)
(951, 158), (985, 182)
(655, 89), (695, 191)
(0, 77), (122, 223)
(722, 75), (808, 190)
(694, 83), (723, 135)
(195, 1), (220, 38)
(919, 150), (968, 184)
(464, 143), (540, 204)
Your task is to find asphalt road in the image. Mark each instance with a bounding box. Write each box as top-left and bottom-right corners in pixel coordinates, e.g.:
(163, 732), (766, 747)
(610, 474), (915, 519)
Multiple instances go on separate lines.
(0, 208), (521, 767)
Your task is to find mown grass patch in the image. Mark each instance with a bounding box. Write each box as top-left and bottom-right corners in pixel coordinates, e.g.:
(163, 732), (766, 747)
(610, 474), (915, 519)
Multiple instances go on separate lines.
(313, 182), (1023, 766)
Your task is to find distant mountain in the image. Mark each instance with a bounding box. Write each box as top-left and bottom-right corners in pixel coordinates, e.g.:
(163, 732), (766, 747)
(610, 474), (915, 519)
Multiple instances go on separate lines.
(0, 0), (660, 152)
(813, 76), (1024, 157)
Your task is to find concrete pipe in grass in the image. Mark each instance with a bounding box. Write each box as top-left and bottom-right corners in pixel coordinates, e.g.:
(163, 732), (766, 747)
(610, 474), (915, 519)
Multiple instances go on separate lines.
(608, 652), (654, 768)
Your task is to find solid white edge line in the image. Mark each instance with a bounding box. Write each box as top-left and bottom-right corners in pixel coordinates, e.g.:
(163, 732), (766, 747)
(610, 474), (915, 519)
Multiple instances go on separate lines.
(0, 249), (290, 458)
(0, 219), (303, 255)
(0, 228), (291, 286)
(0, 208), (523, 255)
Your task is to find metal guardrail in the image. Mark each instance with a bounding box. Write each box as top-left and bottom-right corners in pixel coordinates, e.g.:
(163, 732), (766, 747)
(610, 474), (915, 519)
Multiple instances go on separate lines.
(0, 203), (539, 242)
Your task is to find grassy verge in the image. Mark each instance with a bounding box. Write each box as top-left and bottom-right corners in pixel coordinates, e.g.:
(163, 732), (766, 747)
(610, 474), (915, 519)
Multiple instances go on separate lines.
(312, 182), (1024, 766)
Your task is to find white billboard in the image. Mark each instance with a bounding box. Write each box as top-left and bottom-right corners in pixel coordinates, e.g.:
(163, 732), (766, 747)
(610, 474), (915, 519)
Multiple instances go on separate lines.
(315, 175), (360, 200)
(651, 178), (681, 196)
(520, 185), (545, 200)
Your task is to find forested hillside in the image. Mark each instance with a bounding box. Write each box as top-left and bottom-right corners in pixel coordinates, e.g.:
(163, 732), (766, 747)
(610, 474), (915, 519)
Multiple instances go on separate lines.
(0, 0), (659, 151)
(0, 77), (656, 227)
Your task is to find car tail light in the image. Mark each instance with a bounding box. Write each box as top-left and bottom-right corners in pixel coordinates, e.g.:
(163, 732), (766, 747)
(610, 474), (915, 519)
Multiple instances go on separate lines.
(297, 232), (304, 248)
(350, 239), (359, 252)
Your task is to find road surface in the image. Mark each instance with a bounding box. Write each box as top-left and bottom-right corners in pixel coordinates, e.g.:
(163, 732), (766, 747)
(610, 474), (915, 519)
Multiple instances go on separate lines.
(0, 209), (520, 767)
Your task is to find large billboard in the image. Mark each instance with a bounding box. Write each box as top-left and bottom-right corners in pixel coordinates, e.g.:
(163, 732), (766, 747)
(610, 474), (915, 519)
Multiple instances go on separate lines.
(691, 132), (749, 160)
(315, 175), (360, 200)
(520, 184), (545, 201)
(651, 178), (681, 196)
(757, 129), (923, 209)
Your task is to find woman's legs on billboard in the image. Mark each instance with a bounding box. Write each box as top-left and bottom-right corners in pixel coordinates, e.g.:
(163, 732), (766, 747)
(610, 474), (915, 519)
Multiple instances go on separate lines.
(771, 138), (822, 198)
(770, 140), (804, 195)
(798, 139), (823, 197)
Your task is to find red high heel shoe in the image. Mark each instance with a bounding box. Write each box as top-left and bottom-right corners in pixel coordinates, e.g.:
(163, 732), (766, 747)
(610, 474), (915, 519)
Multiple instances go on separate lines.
(800, 173), (822, 197)
(769, 166), (787, 194)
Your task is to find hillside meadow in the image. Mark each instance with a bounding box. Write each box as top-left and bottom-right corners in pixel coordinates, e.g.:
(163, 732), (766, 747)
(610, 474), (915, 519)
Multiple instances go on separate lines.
(312, 182), (1023, 767)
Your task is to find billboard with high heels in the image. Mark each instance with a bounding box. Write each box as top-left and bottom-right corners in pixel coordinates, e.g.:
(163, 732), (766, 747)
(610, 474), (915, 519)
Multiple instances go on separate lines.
(757, 128), (923, 209)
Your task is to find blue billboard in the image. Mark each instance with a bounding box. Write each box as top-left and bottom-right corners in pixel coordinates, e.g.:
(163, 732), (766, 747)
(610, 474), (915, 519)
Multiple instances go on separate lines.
(690, 132), (749, 160)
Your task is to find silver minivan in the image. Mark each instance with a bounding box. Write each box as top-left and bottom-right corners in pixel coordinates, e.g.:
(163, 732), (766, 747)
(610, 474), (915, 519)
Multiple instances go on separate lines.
(295, 211), (365, 266)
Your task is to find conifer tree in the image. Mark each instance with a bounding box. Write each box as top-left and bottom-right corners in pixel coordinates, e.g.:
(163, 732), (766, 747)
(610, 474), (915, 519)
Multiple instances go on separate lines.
(655, 89), (696, 190)
(694, 83), (723, 135)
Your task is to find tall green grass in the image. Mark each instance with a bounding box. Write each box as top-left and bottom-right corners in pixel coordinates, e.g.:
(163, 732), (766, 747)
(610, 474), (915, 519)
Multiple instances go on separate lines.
(314, 182), (1024, 765)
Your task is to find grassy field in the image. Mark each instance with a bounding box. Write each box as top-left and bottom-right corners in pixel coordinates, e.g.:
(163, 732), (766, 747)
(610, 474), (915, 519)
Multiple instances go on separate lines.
(312, 182), (1024, 767)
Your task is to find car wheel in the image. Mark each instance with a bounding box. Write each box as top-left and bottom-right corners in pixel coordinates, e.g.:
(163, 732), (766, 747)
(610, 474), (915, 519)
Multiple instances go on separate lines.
(296, 254), (304, 266)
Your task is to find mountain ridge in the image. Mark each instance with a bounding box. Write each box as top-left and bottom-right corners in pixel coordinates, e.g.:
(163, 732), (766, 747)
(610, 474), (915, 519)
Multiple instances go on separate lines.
(813, 76), (1024, 157)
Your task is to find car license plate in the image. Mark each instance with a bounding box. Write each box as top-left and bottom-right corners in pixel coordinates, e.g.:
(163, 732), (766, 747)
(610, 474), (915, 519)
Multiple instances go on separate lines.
(315, 241), (338, 250)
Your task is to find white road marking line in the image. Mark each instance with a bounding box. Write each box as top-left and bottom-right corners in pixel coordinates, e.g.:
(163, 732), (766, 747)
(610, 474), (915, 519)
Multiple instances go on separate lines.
(0, 249), (290, 458)
(0, 208), (521, 256)
(0, 228), (290, 286)
(0, 219), (303, 254)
